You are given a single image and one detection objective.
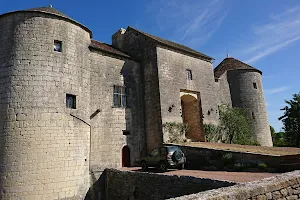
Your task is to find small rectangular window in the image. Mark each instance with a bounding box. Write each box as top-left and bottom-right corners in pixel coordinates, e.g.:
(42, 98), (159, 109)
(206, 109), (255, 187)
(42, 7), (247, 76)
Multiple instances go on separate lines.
(186, 69), (193, 80)
(66, 94), (76, 109)
(54, 40), (62, 52)
(113, 85), (127, 107)
(123, 130), (130, 135)
(253, 82), (257, 89)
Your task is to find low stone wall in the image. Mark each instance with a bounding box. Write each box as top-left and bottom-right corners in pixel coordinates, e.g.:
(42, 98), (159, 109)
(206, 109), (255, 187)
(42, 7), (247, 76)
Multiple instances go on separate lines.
(104, 169), (234, 200)
(168, 144), (300, 172)
(170, 170), (300, 200)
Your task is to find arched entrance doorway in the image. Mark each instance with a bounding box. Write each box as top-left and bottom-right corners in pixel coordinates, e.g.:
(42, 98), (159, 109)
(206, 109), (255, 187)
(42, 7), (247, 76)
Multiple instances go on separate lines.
(181, 94), (205, 141)
(122, 146), (130, 167)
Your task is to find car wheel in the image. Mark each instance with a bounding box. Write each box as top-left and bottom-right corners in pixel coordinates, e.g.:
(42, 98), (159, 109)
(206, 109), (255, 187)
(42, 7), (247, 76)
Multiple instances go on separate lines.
(178, 163), (184, 170)
(159, 161), (168, 172)
(141, 161), (148, 172)
(172, 151), (183, 163)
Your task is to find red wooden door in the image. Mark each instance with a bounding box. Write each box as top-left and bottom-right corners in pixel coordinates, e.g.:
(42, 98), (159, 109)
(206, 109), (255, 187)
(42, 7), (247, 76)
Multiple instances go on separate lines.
(122, 146), (130, 167)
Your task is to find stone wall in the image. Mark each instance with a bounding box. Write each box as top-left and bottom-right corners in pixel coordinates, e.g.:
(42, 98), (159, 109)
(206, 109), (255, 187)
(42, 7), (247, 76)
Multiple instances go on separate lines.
(170, 170), (300, 200)
(169, 144), (300, 172)
(156, 46), (219, 128)
(215, 72), (232, 106)
(0, 12), (91, 200)
(112, 28), (164, 153)
(104, 169), (235, 200)
(89, 50), (144, 171)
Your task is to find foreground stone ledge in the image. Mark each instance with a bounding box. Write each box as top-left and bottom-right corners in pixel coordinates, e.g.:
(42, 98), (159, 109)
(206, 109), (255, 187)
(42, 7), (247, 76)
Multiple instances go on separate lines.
(169, 170), (300, 200)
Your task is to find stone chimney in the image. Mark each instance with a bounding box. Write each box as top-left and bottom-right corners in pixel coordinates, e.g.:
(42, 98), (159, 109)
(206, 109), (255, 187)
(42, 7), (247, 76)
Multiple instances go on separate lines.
(112, 28), (126, 51)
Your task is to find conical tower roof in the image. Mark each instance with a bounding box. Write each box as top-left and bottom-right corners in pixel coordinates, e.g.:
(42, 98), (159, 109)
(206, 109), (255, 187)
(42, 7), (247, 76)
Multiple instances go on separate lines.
(214, 57), (262, 78)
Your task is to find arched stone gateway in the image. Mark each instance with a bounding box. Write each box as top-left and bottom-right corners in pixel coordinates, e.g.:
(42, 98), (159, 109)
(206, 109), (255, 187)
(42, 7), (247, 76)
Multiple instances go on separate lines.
(181, 94), (205, 141)
(122, 146), (131, 167)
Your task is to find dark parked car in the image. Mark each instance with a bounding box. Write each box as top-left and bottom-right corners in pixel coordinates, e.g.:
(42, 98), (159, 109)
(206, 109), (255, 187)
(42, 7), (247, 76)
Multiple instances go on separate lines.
(141, 146), (186, 172)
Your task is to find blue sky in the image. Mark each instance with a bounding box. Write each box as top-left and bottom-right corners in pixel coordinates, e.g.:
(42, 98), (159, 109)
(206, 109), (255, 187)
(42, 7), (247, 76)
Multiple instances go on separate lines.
(1, 0), (299, 131)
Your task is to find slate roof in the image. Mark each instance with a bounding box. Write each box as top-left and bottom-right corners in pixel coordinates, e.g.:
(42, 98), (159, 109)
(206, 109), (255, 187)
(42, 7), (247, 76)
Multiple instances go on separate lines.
(89, 40), (131, 58)
(214, 57), (262, 78)
(127, 26), (213, 62)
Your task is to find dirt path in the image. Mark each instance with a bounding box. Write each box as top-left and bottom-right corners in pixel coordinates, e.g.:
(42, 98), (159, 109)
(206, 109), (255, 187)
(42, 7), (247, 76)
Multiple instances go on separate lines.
(120, 167), (279, 183)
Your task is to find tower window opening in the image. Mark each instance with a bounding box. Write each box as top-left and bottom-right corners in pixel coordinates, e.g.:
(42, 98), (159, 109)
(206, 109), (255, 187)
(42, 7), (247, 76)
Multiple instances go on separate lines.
(252, 112), (255, 120)
(66, 94), (76, 109)
(54, 40), (62, 52)
(253, 82), (257, 89)
(186, 69), (193, 80)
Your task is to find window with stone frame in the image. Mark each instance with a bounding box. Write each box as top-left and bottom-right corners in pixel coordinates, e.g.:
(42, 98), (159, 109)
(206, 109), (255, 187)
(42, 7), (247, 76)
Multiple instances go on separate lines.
(186, 69), (193, 80)
(113, 85), (127, 107)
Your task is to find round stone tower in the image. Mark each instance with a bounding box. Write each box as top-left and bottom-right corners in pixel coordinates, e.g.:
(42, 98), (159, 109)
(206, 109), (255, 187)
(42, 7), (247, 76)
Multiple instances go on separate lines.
(0, 6), (92, 199)
(227, 69), (273, 146)
(215, 57), (273, 147)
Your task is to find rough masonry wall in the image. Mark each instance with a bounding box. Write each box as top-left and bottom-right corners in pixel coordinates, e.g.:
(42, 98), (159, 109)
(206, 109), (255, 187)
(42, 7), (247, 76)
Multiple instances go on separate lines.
(0, 12), (91, 200)
(170, 170), (300, 200)
(227, 70), (273, 146)
(216, 72), (232, 106)
(113, 28), (163, 153)
(89, 50), (144, 172)
(105, 169), (235, 200)
(156, 46), (219, 137)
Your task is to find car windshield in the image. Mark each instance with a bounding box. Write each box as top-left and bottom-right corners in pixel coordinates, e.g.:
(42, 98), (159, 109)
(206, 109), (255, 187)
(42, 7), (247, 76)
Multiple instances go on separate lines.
(167, 146), (181, 153)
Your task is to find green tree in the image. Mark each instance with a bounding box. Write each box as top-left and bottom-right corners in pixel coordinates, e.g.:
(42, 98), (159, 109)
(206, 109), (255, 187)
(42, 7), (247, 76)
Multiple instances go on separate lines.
(278, 93), (300, 147)
(219, 105), (258, 145)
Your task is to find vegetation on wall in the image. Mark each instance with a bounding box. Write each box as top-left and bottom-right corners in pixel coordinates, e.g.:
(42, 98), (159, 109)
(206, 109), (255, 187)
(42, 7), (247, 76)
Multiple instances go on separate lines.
(278, 93), (300, 147)
(204, 105), (259, 145)
(163, 122), (189, 143)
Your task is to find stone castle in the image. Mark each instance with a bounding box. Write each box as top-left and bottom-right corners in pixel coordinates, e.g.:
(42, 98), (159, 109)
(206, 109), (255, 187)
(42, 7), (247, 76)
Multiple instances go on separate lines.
(0, 6), (272, 200)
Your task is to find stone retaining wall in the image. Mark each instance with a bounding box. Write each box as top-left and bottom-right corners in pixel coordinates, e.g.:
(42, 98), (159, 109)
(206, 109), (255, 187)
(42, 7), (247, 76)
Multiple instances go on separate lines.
(170, 170), (300, 200)
(169, 144), (300, 172)
(90, 169), (235, 200)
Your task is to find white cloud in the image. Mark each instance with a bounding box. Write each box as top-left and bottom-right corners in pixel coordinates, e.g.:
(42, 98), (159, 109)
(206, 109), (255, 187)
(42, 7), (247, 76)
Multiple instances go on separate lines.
(265, 86), (289, 95)
(235, 5), (300, 64)
(146, 0), (228, 48)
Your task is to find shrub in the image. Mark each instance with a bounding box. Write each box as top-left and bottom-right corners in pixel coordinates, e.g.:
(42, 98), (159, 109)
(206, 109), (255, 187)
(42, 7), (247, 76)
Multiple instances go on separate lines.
(163, 122), (189, 143)
(257, 163), (268, 171)
(204, 124), (222, 142)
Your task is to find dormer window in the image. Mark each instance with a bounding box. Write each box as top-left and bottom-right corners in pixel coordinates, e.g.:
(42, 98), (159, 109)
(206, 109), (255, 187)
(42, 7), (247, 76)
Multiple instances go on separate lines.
(186, 69), (193, 80)
(54, 40), (62, 52)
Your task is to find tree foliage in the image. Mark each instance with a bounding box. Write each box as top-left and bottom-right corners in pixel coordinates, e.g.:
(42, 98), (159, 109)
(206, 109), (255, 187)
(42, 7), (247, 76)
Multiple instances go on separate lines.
(204, 105), (258, 145)
(278, 93), (300, 147)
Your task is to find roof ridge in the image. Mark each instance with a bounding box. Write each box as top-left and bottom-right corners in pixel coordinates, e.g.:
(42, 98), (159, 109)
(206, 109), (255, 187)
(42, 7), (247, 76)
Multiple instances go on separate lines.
(127, 26), (213, 61)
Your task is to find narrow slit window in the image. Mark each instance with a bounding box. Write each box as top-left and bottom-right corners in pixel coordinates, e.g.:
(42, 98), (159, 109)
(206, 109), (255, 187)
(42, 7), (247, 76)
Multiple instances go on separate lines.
(252, 112), (255, 120)
(253, 82), (257, 89)
(66, 94), (76, 109)
(113, 85), (127, 107)
(186, 69), (193, 80)
(54, 40), (62, 52)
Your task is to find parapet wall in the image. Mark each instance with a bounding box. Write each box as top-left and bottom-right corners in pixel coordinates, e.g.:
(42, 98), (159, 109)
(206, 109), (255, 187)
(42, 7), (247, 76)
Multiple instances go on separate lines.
(99, 169), (235, 200)
(170, 170), (300, 200)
